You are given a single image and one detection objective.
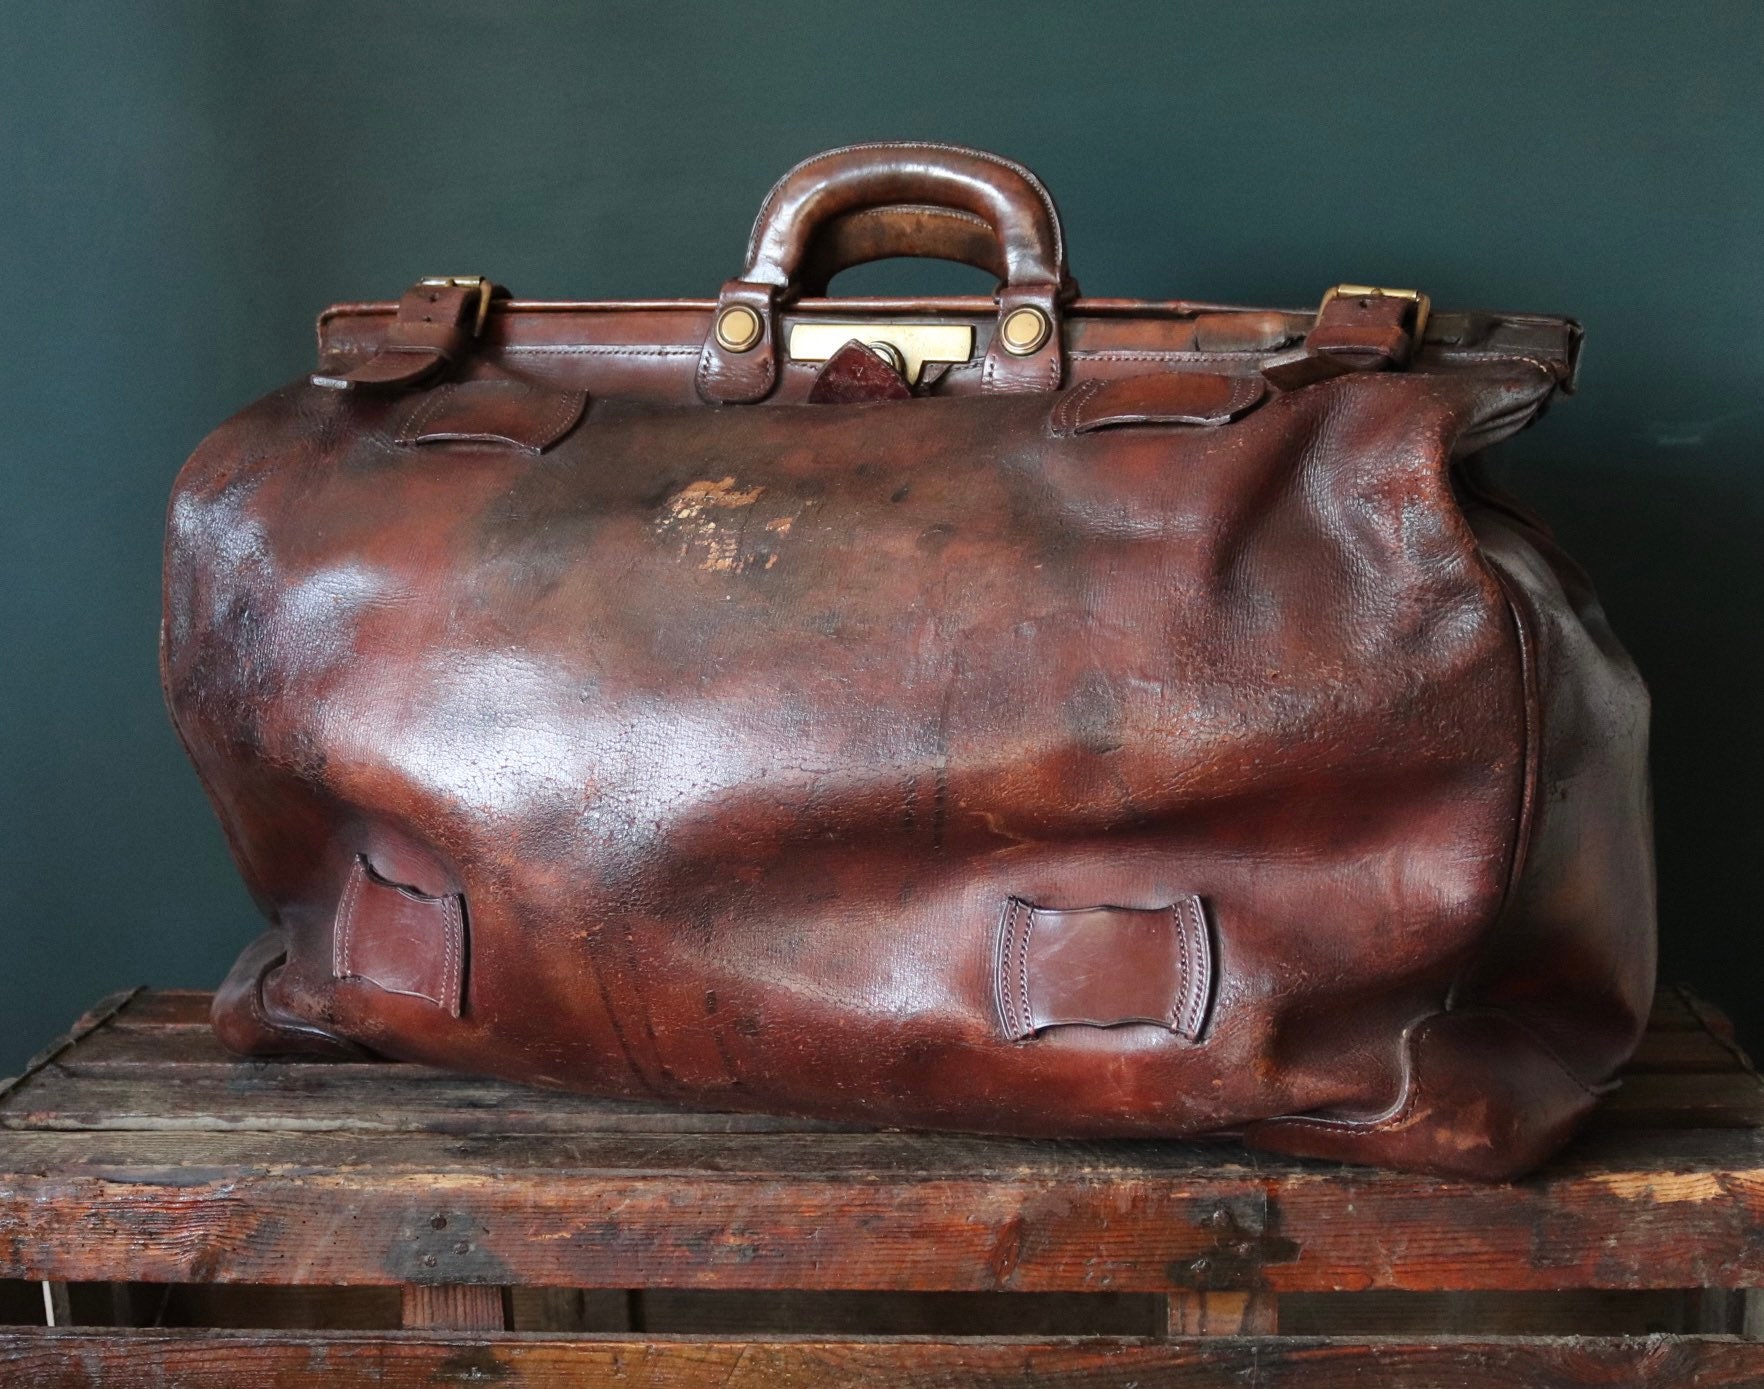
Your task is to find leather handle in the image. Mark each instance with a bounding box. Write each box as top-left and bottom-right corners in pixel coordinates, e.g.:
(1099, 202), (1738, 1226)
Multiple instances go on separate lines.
(793, 204), (1008, 297)
(697, 143), (1074, 404)
(743, 142), (1074, 298)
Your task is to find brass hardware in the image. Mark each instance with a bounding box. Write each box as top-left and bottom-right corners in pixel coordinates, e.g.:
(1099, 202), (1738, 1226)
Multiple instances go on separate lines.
(998, 305), (1052, 356)
(715, 304), (765, 353)
(1318, 284), (1431, 347)
(787, 322), (974, 388)
(419, 276), (494, 336)
(864, 341), (906, 375)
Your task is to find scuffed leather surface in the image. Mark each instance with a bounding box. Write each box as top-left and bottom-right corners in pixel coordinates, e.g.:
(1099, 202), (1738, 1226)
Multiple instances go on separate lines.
(165, 353), (1653, 1177)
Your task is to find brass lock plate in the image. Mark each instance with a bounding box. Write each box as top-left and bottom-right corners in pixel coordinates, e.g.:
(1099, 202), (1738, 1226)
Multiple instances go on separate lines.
(787, 322), (975, 388)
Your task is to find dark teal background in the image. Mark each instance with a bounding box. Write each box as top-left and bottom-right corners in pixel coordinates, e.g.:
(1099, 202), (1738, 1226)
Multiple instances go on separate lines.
(4, 2), (1761, 1071)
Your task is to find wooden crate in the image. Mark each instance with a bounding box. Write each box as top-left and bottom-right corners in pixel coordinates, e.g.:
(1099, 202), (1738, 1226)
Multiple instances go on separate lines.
(1, 984), (1761, 1385)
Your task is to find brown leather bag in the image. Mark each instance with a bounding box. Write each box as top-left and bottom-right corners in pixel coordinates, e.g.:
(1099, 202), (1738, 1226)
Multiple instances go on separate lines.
(164, 143), (1654, 1178)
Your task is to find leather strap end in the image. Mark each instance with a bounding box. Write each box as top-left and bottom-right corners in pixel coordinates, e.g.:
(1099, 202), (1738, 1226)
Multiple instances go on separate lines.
(1264, 290), (1423, 390)
(311, 280), (493, 392)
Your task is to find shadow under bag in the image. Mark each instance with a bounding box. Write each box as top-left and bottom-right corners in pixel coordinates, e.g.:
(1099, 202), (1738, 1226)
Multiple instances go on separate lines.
(163, 143), (1654, 1178)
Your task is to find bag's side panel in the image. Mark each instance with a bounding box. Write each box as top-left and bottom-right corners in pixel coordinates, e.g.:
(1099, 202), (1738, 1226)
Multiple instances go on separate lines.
(1238, 477), (1654, 1178)
(1458, 498), (1657, 1083)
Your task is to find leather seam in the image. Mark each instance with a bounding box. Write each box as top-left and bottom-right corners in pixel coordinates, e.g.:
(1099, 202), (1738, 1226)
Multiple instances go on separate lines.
(501, 345), (699, 358)
(1177, 897), (1211, 1037)
(441, 894), (463, 1016)
(333, 857), (365, 980)
(1171, 903), (1190, 1032)
(1258, 1007), (1601, 1140)
(1488, 562), (1541, 914)
(536, 389), (587, 450)
(995, 900), (1019, 1038)
(397, 387), (453, 445)
(1049, 379), (1100, 436)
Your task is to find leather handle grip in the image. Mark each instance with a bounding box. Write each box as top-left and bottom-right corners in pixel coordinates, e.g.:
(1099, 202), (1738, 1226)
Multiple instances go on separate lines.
(740, 142), (1074, 299)
(792, 205), (1008, 297)
(697, 144), (1073, 404)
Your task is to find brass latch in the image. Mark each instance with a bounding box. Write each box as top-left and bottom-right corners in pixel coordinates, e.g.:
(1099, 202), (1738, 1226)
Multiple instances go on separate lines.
(787, 322), (974, 388)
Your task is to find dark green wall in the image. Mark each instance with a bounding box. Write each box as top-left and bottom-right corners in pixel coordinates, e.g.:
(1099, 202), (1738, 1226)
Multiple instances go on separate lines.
(4, 1), (1761, 1071)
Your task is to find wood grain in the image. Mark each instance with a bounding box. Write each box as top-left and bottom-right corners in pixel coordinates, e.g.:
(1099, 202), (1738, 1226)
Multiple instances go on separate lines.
(4, 1328), (1764, 1388)
(1, 985), (1760, 1304)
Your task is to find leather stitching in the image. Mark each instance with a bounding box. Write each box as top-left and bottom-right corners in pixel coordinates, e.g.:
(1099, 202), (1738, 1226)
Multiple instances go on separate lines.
(396, 387), (453, 445)
(996, 901), (1015, 1038)
(536, 389), (587, 451)
(1171, 903), (1190, 1031)
(441, 895), (462, 1016)
(1177, 897), (1212, 1037)
(501, 345), (698, 358)
(333, 857), (366, 980)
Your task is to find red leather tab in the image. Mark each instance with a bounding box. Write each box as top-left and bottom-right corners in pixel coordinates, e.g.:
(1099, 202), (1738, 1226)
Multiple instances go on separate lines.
(806, 340), (914, 404)
(995, 897), (1213, 1042)
(1051, 373), (1266, 436)
(397, 380), (588, 452)
(332, 857), (466, 1016)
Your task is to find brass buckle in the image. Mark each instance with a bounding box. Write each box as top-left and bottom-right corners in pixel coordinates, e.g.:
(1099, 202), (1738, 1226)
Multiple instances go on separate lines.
(420, 276), (494, 336)
(1318, 284), (1430, 347)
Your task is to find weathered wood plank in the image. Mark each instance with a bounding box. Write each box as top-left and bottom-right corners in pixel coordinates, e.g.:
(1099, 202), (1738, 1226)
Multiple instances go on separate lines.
(10, 1037), (1756, 1139)
(0, 990), (141, 1109)
(111, 992), (211, 1027)
(1625, 1028), (1744, 1073)
(1165, 1289), (1277, 1334)
(1596, 1072), (1764, 1127)
(4, 1329), (1764, 1388)
(400, 1282), (509, 1330)
(2, 1124), (1762, 1293)
(0, 1070), (868, 1135)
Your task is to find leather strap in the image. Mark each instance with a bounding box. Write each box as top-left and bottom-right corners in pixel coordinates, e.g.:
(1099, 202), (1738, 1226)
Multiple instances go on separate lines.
(312, 278), (500, 391)
(1262, 290), (1425, 391)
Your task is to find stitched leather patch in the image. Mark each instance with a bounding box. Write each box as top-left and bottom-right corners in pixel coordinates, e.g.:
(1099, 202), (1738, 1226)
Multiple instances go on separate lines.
(995, 897), (1213, 1042)
(332, 857), (466, 1016)
(1050, 373), (1266, 436)
(397, 380), (587, 453)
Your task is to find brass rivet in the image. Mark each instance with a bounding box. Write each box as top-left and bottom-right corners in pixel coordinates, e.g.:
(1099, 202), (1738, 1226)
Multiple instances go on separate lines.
(999, 305), (1051, 356)
(715, 304), (764, 353)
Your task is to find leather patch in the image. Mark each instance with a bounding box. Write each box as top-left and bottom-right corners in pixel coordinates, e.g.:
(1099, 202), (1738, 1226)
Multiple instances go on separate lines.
(1050, 373), (1266, 436)
(806, 340), (914, 404)
(397, 380), (587, 453)
(994, 898), (1212, 1042)
(332, 857), (466, 1016)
